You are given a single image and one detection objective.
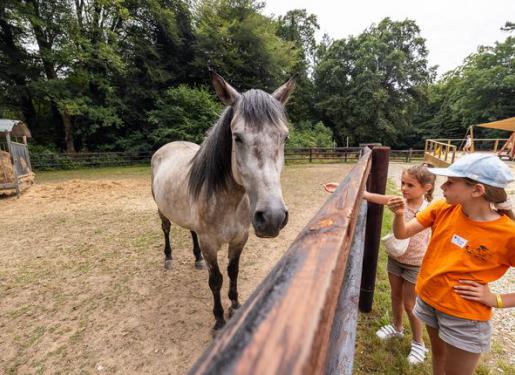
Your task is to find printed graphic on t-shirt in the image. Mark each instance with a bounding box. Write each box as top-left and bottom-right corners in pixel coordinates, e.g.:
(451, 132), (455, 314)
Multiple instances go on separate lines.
(464, 244), (491, 263)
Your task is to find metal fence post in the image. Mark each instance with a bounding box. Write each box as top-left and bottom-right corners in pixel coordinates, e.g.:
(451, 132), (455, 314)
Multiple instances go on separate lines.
(359, 147), (390, 312)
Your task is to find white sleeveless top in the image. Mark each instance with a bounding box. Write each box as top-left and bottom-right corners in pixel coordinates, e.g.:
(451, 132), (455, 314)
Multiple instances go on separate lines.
(393, 200), (431, 266)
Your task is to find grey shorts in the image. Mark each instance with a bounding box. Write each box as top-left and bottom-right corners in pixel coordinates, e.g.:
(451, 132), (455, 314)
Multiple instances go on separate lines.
(414, 297), (492, 353)
(387, 257), (420, 284)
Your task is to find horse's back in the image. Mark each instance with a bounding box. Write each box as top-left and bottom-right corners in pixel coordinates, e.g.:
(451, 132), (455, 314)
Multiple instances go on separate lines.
(151, 141), (200, 228)
(151, 141), (199, 172)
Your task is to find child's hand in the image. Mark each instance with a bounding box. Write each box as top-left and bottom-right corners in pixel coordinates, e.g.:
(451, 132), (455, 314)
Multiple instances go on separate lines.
(323, 182), (338, 193)
(453, 280), (497, 307)
(387, 197), (405, 215)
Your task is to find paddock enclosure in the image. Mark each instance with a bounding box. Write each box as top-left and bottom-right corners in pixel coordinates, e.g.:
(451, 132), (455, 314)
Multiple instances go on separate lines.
(2, 160), (513, 374)
(0, 163), (354, 374)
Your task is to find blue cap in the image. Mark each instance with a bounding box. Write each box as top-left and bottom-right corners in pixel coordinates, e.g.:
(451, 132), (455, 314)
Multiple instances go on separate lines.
(428, 154), (514, 188)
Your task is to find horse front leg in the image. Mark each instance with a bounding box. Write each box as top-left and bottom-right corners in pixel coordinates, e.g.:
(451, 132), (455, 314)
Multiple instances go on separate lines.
(199, 238), (225, 331)
(227, 233), (248, 317)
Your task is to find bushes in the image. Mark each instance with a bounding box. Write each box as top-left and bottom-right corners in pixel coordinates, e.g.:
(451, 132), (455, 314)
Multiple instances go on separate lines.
(148, 85), (223, 148)
(29, 145), (78, 170)
(287, 121), (334, 148)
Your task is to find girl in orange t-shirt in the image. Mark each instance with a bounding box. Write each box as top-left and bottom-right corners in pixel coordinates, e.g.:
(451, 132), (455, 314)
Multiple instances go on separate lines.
(388, 154), (515, 375)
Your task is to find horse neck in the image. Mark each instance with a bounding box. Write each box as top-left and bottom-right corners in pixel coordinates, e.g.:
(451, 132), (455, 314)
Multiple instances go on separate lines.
(216, 175), (247, 208)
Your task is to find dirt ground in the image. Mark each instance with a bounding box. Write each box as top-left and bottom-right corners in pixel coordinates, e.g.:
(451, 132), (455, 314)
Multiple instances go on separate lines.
(0, 164), (352, 374)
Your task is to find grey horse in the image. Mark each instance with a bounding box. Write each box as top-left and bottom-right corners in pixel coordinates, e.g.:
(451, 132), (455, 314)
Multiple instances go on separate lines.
(151, 71), (295, 330)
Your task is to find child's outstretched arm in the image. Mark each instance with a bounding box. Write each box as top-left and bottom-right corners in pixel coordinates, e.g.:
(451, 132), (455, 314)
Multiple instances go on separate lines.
(324, 183), (396, 205)
(454, 281), (515, 308)
(362, 191), (397, 205)
(387, 197), (426, 239)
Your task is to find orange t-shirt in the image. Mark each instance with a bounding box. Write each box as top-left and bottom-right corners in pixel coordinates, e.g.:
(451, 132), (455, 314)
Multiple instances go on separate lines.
(415, 199), (515, 321)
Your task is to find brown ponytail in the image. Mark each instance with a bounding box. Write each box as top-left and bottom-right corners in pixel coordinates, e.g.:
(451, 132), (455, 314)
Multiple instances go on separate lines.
(463, 178), (515, 220)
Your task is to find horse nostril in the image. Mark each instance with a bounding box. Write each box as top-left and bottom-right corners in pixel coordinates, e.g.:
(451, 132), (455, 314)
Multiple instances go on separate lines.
(254, 211), (266, 227)
(281, 210), (289, 228)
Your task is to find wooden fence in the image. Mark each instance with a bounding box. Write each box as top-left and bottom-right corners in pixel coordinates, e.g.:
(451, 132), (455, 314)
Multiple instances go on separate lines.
(30, 147), (416, 170)
(187, 147), (389, 375)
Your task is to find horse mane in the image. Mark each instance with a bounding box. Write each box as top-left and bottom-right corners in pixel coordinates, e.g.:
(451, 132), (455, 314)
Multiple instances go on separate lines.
(188, 90), (286, 199)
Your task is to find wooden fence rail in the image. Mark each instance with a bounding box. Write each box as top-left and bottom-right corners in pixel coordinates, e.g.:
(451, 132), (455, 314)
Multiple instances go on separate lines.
(29, 147), (417, 170)
(188, 147), (389, 375)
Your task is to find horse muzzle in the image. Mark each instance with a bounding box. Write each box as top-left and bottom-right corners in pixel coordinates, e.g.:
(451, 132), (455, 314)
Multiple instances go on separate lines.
(252, 207), (288, 238)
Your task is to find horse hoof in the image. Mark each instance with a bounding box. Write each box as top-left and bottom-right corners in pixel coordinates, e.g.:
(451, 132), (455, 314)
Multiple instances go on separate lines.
(228, 304), (240, 318)
(164, 259), (172, 270)
(195, 260), (207, 270)
(211, 320), (226, 336)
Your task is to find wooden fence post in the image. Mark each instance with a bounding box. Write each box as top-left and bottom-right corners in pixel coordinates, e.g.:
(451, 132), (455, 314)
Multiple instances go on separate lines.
(309, 148), (313, 163)
(359, 147), (390, 312)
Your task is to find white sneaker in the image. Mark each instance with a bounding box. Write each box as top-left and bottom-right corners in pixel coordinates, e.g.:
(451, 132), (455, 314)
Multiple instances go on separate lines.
(375, 324), (404, 340)
(407, 341), (428, 365)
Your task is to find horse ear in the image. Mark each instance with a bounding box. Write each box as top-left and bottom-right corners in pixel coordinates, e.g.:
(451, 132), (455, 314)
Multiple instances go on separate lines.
(210, 70), (240, 106)
(272, 75), (297, 104)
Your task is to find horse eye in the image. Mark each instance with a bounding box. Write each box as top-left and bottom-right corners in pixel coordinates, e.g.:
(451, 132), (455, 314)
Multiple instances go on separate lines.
(284, 135), (289, 143)
(234, 134), (243, 143)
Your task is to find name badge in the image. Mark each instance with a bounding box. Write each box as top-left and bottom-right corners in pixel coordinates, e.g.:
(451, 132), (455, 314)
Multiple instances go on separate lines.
(451, 234), (468, 248)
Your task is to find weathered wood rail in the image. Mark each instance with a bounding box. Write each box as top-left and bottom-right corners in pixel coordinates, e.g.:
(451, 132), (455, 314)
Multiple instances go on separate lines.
(188, 147), (389, 375)
(29, 147), (416, 170)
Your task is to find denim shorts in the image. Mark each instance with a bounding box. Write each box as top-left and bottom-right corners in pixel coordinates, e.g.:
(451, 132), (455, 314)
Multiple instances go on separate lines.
(414, 297), (492, 353)
(387, 257), (420, 284)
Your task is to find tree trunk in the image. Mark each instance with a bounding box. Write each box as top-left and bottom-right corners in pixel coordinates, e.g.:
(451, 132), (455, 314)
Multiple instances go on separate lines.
(62, 112), (75, 153)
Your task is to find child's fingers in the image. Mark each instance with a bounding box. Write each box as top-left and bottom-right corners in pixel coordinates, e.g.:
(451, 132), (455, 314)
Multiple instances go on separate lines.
(387, 197), (404, 204)
(454, 289), (479, 296)
(323, 183), (338, 193)
(458, 280), (482, 287)
(458, 295), (480, 302)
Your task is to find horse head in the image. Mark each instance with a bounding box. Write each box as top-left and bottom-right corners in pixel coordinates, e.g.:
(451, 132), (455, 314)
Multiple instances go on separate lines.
(211, 71), (295, 238)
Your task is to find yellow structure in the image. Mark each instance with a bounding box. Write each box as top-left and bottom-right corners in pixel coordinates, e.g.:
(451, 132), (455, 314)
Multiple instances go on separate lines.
(424, 116), (515, 167)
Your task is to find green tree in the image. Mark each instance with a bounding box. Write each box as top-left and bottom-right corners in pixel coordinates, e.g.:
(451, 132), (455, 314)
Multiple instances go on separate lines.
(287, 121), (334, 148)
(148, 85), (222, 148)
(276, 9), (319, 124)
(192, 0), (297, 92)
(414, 33), (515, 142)
(314, 18), (435, 147)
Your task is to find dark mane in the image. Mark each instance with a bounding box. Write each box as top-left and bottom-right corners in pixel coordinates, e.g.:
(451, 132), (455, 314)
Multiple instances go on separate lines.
(188, 90), (286, 199)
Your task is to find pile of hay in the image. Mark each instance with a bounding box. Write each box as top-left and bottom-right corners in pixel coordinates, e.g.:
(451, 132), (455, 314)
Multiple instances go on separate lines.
(0, 150), (14, 183)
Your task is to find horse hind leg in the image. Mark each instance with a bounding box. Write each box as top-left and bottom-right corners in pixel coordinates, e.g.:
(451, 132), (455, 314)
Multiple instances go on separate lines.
(191, 231), (206, 270)
(159, 211), (172, 270)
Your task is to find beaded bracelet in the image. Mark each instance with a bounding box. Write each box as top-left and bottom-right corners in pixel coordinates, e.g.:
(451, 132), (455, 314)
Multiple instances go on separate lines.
(496, 294), (504, 309)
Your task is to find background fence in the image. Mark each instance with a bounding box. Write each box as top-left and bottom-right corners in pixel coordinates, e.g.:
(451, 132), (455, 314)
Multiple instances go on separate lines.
(30, 148), (423, 170)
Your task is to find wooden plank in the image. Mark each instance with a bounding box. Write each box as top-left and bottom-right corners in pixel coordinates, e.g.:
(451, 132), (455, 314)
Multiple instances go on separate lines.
(424, 153), (450, 167)
(188, 148), (373, 375)
(324, 201), (368, 374)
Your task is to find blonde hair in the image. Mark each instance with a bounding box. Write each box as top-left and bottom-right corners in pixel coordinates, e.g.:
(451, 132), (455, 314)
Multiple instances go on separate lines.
(403, 164), (437, 202)
(463, 178), (515, 220)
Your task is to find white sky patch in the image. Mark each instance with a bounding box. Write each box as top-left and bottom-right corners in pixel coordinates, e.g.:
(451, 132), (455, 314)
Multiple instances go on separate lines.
(263, 0), (515, 76)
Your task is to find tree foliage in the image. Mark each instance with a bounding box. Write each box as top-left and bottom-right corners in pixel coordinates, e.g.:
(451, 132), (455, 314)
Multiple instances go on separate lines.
(314, 18), (435, 147)
(0, 4), (513, 152)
